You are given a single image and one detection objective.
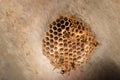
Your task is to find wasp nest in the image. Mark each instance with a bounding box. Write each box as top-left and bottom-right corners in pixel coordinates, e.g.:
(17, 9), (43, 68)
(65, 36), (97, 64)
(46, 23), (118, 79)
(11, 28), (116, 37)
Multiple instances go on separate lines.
(42, 16), (99, 74)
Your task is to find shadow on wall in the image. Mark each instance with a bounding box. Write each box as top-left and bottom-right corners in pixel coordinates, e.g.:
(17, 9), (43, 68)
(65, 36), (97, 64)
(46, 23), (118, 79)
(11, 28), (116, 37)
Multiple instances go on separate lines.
(81, 57), (120, 80)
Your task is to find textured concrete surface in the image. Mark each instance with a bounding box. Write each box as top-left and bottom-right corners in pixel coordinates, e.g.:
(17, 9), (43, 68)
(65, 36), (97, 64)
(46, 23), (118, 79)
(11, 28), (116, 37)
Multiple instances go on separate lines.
(0, 0), (120, 80)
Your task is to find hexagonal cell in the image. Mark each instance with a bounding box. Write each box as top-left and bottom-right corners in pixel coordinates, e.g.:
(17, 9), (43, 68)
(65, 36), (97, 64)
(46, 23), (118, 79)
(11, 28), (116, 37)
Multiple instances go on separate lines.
(61, 25), (65, 29)
(56, 23), (61, 27)
(49, 24), (53, 29)
(60, 19), (65, 24)
(59, 42), (64, 47)
(57, 28), (62, 32)
(59, 38), (63, 42)
(45, 37), (49, 41)
(54, 41), (58, 46)
(65, 21), (69, 26)
(60, 53), (63, 56)
(54, 31), (58, 35)
(54, 47), (57, 50)
(58, 33), (62, 37)
(64, 17), (68, 21)
(49, 29), (53, 33)
(55, 54), (59, 58)
(50, 39), (54, 43)
(54, 51), (58, 54)
(46, 42), (50, 45)
(49, 34), (54, 38)
(46, 32), (49, 36)
(59, 48), (64, 51)
(52, 21), (56, 25)
(50, 44), (54, 48)
(54, 36), (58, 40)
(66, 27), (69, 31)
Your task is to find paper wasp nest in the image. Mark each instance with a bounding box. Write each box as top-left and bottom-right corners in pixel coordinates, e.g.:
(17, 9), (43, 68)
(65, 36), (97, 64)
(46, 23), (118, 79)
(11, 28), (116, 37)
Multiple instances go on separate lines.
(42, 16), (99, 74)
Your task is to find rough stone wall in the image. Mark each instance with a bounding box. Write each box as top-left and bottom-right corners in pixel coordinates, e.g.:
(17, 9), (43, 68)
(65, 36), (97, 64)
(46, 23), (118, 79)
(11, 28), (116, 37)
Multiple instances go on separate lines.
(0, 0), (120, 80)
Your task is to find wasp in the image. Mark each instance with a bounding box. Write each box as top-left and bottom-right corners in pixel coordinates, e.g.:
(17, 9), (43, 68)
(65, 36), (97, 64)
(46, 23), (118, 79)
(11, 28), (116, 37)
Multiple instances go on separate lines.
(70, 62), (75, 69)
(93, 41), (99, 47)
(59, 56), (64, 64)
(60, 69), (66, 74)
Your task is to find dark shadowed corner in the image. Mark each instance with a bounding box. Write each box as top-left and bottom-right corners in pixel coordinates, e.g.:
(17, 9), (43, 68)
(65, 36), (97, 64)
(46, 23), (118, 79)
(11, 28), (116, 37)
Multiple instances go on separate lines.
(76, 56), (120, 80)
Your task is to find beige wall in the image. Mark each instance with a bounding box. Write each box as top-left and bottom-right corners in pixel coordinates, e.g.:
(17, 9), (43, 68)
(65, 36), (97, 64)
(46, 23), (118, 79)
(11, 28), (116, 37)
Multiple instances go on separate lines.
(0, 0), (120, 80)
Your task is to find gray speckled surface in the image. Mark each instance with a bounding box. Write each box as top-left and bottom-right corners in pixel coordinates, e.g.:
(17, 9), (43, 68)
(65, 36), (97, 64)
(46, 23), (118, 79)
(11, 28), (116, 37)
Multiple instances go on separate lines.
(0, 0), (120, 80)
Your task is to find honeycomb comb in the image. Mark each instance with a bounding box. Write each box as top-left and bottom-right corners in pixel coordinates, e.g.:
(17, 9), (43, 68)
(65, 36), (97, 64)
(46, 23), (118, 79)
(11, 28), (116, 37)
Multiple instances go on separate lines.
(42, 16), (99, 75)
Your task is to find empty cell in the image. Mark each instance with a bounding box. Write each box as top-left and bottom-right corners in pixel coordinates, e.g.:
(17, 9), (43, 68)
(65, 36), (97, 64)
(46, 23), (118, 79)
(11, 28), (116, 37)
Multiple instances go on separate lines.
(50, 54), (54, 57)
(49, 29), (53, 33)
(73, 58), (77, 61)
(71, 28), (75, 32)
(75, 29), (78, 32)
(64, 17), (68, 21)
(50, 45), (54, 48)
(76, 21), (79, 25)
(69, 49), (73, 52)
(45, 37), (49, 40)
(56, 19), (60, 22)
(59, 43), (63, 47)
(49, 34), (53, 38)
(54, 47), (57, 50)
(57, 23), (61, 27)
(53, 26), (57, 30)
(61, 25), (65, 29)
(77, 51), (81, 54)
(64, 43), (67, 47)
(60, 53), (63, 55)
(66, 27), (69, 31)
(63, 39), (67, 43)
(55, 54), (59, 58)
(65, 52), (68, 56)
(46, 42), (50, 45)
(64, 48), (68, 51)
(50, 39), (54, 43)
(47, 52), (50, 54)
(59, 38), (63, 42)
(60, 20), (64, 24)
(46, 32), (49, 36)
(81, 48), (84, 51)
(65, 57), (68, 60)
(77, 47), (81, 50)
(72, 46), (76, 49)
(69, 44), (72, 47)
(59, 48), (64, 51)
(82, 26), (85, 30)
(78, 25), (81, 29)
(71, 33), (75, 36)
(65, 21), (70, 26)
(54, 32), (57, 35)
(77, 42), (80, 46)
(54, 42), (58, 45)
(54, 36), (58, 40)
(49, 24), (52, 28)
(58, 33), (62, 37)
(50, 49), (54, 53)
(54, 51), (58, 54)
(73, 50), (76, 53)
(42, 39), (45, 43)
(79, 30), (83, 34)
(69, 53), (72, 56)
(58, 28), (62, 32)
(52, 21), (56, 25)
(69, 57), (73, 60)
